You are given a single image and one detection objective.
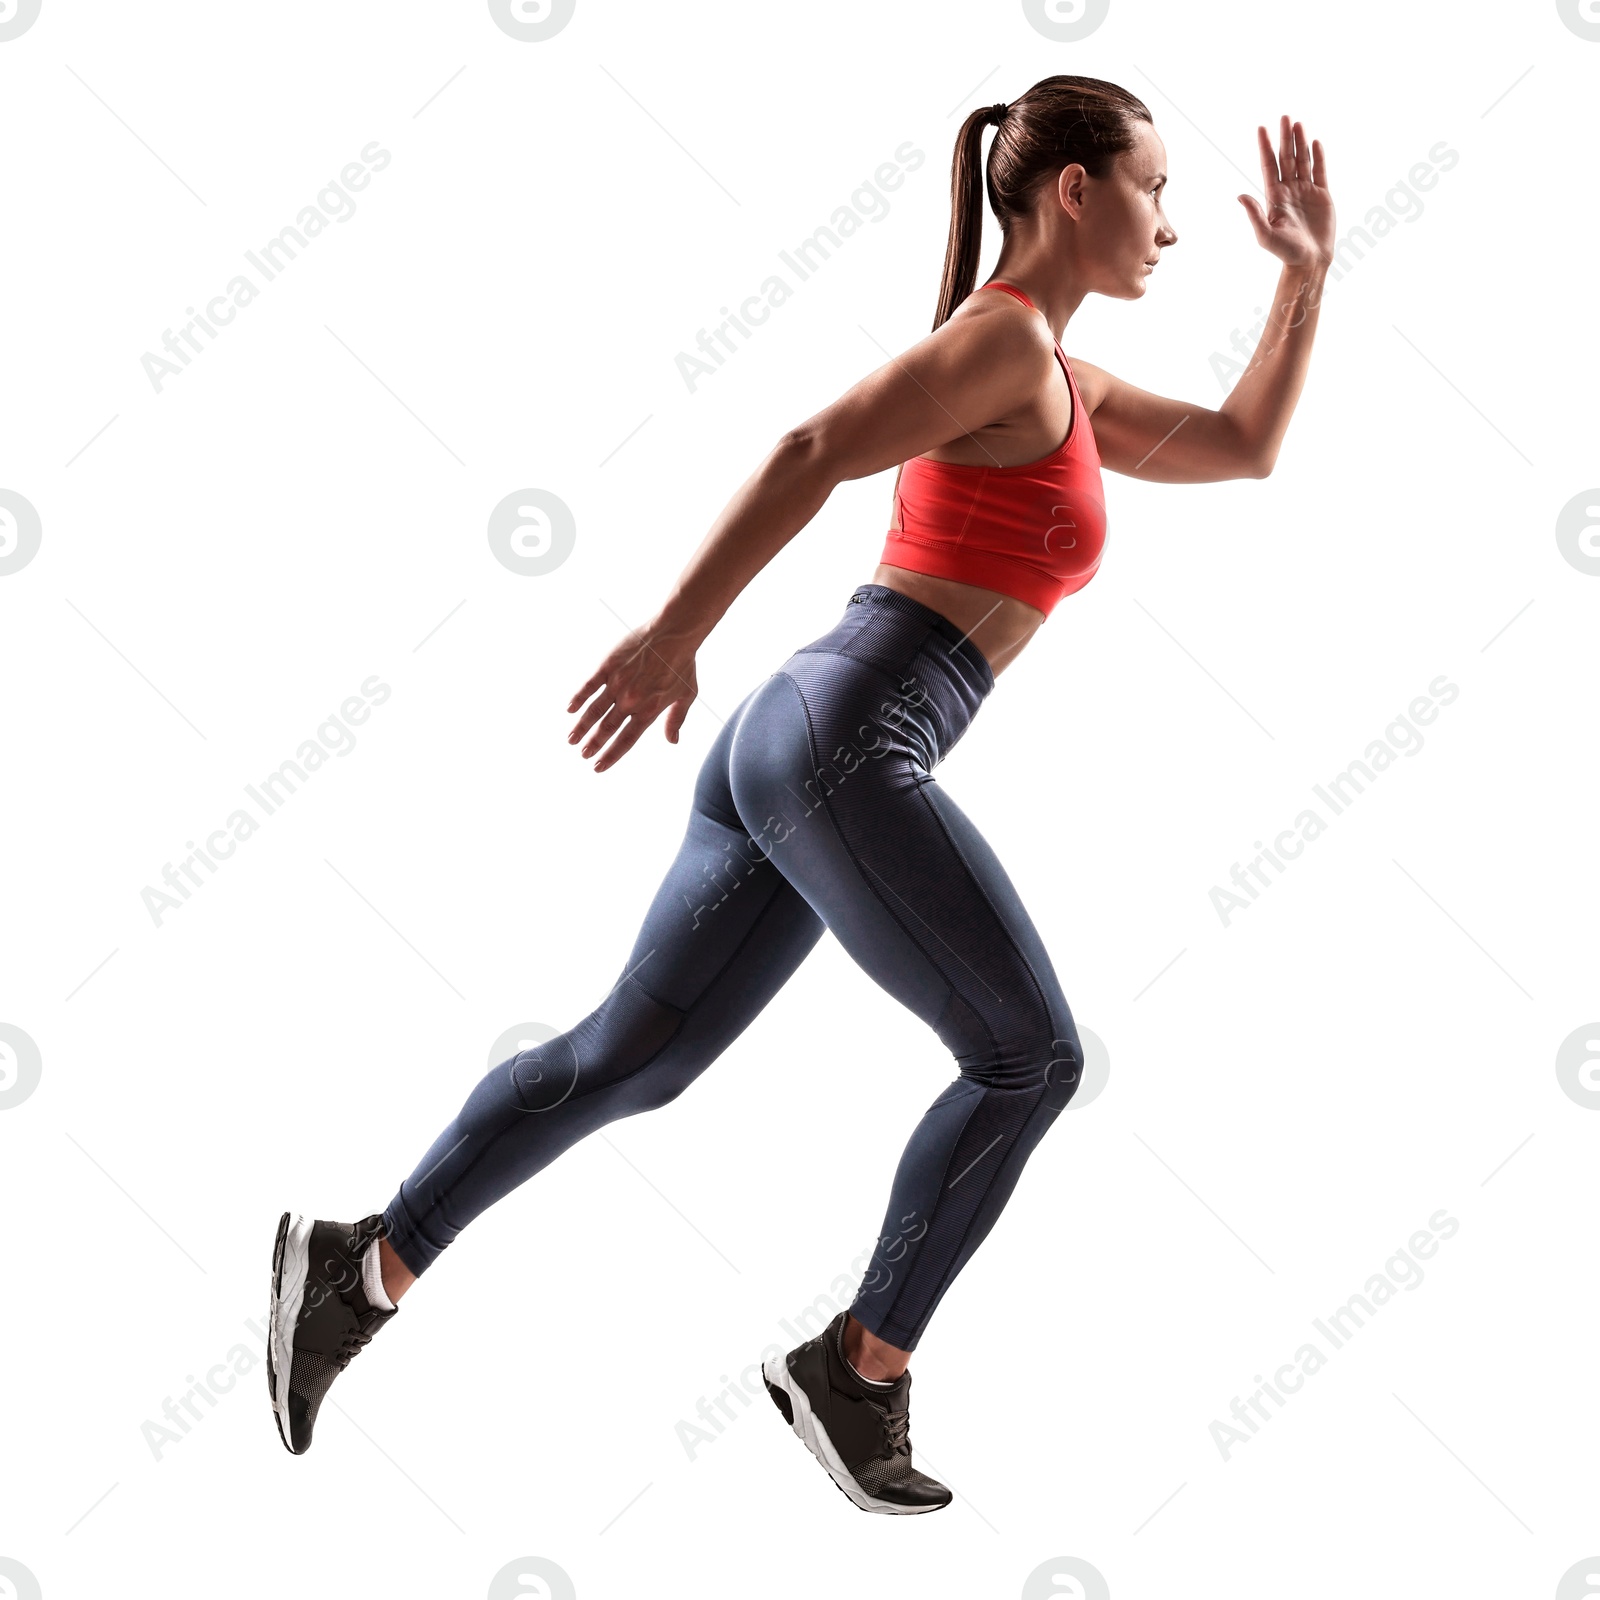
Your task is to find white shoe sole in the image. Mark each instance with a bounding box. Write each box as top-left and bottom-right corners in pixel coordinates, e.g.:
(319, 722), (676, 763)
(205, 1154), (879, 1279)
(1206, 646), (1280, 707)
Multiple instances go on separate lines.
(269, 1212), (313, 1448)
(761, 1354), (941, 1516)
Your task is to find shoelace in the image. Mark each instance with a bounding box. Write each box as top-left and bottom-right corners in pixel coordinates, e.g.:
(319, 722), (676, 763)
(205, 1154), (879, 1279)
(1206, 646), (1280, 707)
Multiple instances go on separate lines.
(331, 1322), (376, 1371)
(878, 1402), (911, 1457)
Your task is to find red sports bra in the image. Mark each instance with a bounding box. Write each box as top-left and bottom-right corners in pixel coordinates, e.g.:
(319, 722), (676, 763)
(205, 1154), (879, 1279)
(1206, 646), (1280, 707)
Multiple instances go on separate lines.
(880, 281), (1107, 617)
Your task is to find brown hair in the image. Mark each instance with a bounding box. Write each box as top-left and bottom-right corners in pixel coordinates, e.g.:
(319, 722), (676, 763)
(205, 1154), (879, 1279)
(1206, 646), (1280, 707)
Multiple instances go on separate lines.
(934, 75), (1153, 330)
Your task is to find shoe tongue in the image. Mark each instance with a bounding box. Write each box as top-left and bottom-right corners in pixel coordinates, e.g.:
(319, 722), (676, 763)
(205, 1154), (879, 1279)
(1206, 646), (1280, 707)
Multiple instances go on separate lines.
(341, 1215), (395, 1321)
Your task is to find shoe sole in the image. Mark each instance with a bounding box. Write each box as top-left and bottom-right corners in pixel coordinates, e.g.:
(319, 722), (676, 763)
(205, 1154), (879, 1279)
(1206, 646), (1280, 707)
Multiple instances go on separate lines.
(267, 1211), (313, 1455)
(761, 1355), (944, 1516)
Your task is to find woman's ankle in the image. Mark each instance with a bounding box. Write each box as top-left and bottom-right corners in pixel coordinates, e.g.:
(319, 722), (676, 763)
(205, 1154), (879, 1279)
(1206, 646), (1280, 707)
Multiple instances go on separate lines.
(378, 1236), (417, 1303)
(842, 1311), (910, 1383)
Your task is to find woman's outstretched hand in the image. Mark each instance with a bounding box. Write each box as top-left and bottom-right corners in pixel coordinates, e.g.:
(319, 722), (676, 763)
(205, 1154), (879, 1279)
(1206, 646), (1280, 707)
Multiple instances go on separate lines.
(566, 622), (700, 773)
(1239, 115), (1335, 271)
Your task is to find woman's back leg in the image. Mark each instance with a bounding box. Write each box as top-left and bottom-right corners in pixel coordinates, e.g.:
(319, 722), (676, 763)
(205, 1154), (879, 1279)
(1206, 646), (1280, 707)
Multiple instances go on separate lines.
(381, 684), (826, 1277)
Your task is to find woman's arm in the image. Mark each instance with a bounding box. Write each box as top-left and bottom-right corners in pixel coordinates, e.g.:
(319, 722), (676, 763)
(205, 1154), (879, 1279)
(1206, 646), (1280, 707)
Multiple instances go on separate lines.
(1074, 115), (1336, 485)
(1074, 259), (1330, 483)
(566, 303), (1053, 771)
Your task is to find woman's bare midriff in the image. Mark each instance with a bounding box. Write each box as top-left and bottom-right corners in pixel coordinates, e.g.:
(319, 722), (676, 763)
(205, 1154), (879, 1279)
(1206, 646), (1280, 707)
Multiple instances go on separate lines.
(870, 563), (1044, 681)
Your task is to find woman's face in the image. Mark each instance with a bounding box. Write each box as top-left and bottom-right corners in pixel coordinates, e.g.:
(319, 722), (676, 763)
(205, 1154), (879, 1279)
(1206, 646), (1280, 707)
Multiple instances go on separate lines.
(1075, 120), (1177, 299)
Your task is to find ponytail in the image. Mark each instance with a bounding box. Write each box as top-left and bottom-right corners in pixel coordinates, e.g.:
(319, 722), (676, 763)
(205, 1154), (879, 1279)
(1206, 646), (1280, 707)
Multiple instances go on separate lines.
(933, 103), (1007, 332)
(932, 76), (1153, 331)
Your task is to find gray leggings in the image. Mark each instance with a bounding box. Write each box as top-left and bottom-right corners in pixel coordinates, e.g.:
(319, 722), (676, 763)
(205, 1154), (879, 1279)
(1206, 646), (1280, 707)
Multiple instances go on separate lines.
(382, 583), (1084, 1351)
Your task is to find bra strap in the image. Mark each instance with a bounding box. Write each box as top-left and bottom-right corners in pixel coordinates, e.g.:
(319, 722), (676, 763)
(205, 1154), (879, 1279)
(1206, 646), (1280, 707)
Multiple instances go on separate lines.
(980, 281), (1073, 404)
(978, 280), (1035, 311)
(982, 280), (1068, 361)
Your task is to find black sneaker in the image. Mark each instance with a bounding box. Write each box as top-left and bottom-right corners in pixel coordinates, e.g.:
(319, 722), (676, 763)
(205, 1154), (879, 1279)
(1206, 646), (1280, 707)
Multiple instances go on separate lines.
(762, 1308), (952, 1514)
(267, 1211), (397, 1454)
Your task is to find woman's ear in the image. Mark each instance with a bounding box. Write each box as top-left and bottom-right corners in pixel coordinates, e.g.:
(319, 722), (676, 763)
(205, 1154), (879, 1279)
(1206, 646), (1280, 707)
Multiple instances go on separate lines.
(1057, 163), (1089, 220)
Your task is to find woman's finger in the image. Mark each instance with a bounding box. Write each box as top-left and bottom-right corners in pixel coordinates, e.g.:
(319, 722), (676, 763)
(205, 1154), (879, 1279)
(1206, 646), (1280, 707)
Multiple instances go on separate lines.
(662, 697), (692, 743)
(1278, 114), (1293, 185)
(581, 702), (630, 759)
(568, 683), (621, 744)
(1311, 136), (1327, 188)
(594, 717), (651, 773)
(1257, 122), (1277, 188)
(567, 669), (606, 715)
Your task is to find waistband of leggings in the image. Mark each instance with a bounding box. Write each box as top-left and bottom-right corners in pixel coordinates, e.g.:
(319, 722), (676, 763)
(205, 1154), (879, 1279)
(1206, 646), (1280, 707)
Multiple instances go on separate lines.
(846, 583), (995, 694)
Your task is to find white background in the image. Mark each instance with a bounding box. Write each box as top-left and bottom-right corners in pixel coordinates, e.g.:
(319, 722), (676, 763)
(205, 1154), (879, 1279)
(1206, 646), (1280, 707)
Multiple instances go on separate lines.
(2, 1), (1596, 1596)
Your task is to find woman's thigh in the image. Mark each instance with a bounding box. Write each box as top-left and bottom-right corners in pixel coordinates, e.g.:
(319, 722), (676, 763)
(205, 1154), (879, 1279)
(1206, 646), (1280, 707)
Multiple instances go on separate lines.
(727, 659), (1078, 1072)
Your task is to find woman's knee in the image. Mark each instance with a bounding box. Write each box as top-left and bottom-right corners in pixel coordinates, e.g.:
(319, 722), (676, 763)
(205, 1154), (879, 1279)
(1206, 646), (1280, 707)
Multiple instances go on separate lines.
(509, 976), (686, 1113)
(957, 1010), (1083, 1113)
(1039, 1024), (1084, 1112)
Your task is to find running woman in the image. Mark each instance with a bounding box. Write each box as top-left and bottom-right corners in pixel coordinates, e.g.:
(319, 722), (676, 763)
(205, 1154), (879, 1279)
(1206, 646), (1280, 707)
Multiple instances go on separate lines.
(269, 77), (1335, 1514)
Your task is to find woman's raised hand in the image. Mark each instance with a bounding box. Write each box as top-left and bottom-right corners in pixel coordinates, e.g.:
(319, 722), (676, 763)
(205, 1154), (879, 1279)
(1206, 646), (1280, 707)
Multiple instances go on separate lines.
(566, 622), (700, 773)
(1238, 115), (1335, 271)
